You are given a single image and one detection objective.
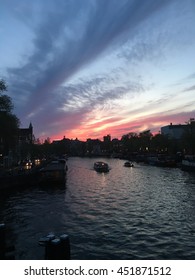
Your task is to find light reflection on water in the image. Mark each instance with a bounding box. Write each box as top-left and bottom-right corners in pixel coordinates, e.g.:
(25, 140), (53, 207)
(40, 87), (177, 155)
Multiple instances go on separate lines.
(1, 157), (195, 259)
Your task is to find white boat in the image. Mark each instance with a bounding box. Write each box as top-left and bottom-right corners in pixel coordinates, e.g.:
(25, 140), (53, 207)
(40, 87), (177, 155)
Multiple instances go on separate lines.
(94, 161), (109, 172)
(39, 159), (68, 184)
(124, 161), (134, 167)
(181, 155), (195, 172)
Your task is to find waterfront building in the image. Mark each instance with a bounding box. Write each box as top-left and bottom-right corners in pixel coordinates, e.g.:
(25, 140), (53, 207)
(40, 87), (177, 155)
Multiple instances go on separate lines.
(161, 123), (186, 140)
(161, 119), (195, 140)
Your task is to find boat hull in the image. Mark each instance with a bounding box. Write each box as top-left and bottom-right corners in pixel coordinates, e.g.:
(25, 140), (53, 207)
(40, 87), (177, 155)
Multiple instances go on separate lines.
(124, 161), (134, 167)
(181, 160), (195, 172)
(94, 162), (109, 173)
(39, 160), (67, 185)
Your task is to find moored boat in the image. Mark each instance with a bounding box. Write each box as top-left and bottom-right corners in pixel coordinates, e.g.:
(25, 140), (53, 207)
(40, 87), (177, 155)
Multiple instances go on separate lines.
(94, 161), (109, 172)
(39, 159), (68, 184)
(181, 155), (195, 172)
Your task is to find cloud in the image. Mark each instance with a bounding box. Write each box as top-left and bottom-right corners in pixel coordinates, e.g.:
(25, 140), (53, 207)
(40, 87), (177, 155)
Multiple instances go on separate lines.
(5, 0), (195, 141)
(6, 0), (171, 123)
(185, 73), (195, 80)
(183, 85), (195, 93)
(24, 74), (144, 138)
(101, 110), (195, 139)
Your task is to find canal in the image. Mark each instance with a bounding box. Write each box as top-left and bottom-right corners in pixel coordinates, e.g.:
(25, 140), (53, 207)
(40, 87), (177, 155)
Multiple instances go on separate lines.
(0, 157), (195, 259)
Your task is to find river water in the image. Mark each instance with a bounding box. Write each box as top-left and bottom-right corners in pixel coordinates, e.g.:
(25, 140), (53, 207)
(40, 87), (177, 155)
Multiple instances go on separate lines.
(1, 157), (195, 260)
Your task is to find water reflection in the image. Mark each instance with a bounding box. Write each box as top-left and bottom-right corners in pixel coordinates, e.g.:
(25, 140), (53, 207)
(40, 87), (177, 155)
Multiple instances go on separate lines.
(1, 157), (195, 259)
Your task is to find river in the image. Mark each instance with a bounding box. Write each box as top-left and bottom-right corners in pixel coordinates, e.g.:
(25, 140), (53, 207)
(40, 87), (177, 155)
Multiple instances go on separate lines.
(0, 157), (195, 259)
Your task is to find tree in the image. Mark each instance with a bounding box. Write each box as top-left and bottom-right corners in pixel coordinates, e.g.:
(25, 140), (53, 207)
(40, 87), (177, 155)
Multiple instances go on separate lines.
(0, 94), (14, 112)
(121, 132), (139, 154)
(0, 79), (7, 92)
(0, 79), (20, 156)
(138, 130), (152, 152)
(151, 133), (169, 153)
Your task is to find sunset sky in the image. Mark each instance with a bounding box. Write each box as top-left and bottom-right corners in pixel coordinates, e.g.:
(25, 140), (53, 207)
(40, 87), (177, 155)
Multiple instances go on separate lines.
(1, 0), (195, 141)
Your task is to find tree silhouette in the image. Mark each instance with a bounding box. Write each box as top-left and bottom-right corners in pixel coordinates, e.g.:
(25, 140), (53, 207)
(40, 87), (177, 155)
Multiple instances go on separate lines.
(0, 79), (20, 156)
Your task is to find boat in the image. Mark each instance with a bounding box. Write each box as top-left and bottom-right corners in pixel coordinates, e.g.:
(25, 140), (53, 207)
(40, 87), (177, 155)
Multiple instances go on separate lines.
(181, 155), (195, 172)
(0, 160), (44, 191)
(94, 161), (109, 172)
(147, 156), (159, 165)
(147, 155), (177, 167)
(39, 159), (68, 184)
(124, 161), (134, 167)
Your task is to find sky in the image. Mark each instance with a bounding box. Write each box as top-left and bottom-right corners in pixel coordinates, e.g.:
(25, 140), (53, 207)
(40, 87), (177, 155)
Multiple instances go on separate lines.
(1, 0), (195, 141)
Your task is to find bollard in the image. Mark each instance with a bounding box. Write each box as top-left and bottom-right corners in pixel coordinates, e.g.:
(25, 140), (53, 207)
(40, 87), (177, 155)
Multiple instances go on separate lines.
(59, 234), (71, 260)
(46, 233), (55, 241)
(39, 232), (71, 260)
(39, 233), (56, 259)
(45, 238), (61, 260)
(0, 223), (6, 259)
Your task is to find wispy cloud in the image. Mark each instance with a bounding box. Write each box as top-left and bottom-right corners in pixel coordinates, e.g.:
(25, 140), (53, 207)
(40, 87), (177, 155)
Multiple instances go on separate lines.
(183, 85), (195, 93)
(6, 1), (171, 117)
(2, 0), (195, 139)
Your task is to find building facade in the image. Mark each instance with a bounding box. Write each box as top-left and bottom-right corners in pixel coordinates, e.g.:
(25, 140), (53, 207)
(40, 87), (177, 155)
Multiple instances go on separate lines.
(19, 122), (33, 144)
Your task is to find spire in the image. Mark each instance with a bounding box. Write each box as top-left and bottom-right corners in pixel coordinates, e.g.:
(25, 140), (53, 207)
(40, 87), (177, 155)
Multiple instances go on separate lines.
(29, 122), (33, 130)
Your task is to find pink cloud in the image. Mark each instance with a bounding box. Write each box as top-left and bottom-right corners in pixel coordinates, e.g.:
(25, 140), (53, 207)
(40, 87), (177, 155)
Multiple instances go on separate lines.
(52, 110), (195, 141)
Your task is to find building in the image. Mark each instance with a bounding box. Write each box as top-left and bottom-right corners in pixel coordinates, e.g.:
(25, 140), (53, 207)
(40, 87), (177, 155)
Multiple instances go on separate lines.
(161, 123), (186, 139)
(161, 119), (195, 140)
(19, 122), (33, 144)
